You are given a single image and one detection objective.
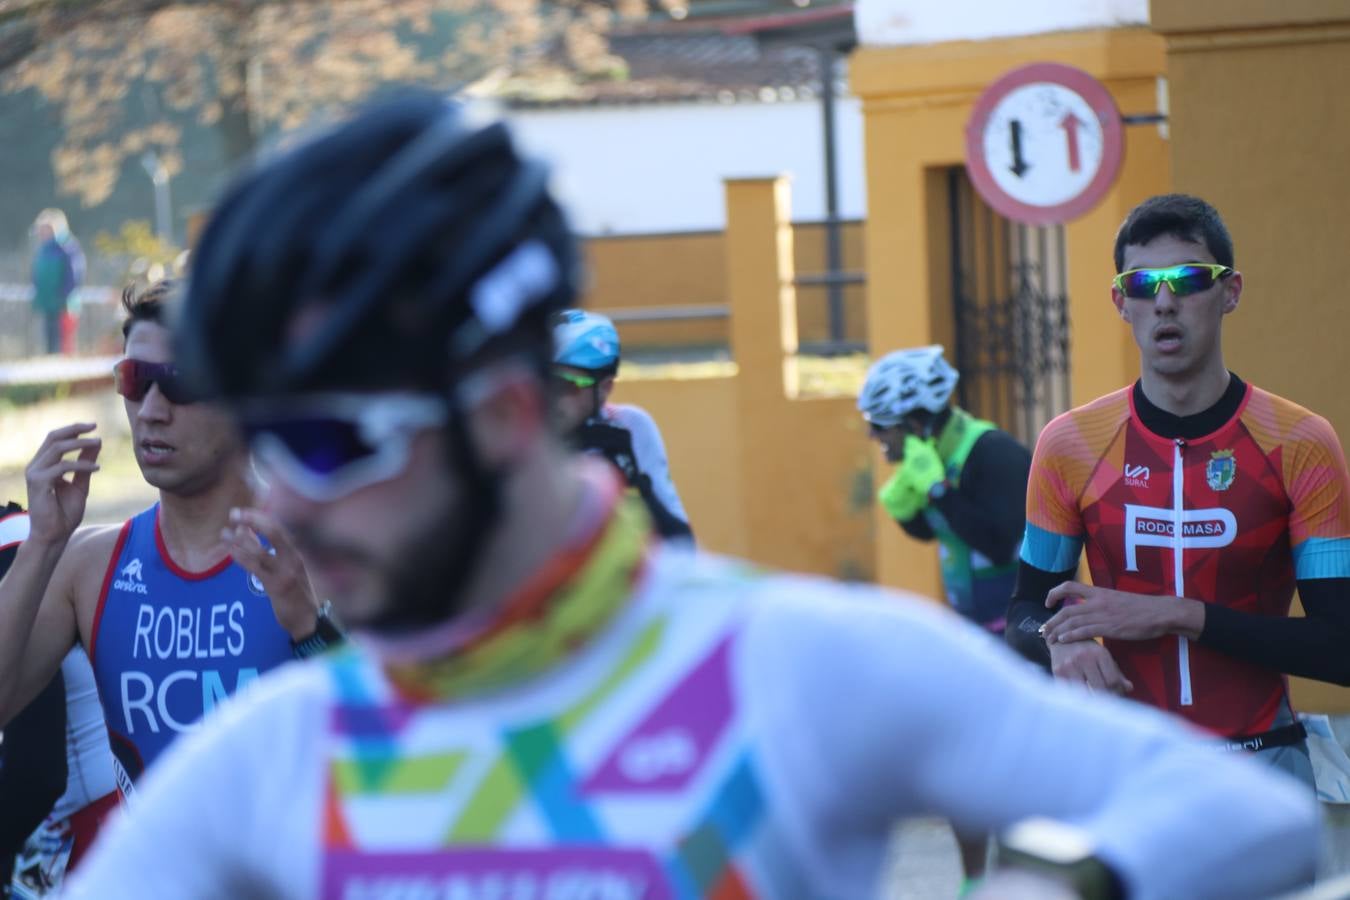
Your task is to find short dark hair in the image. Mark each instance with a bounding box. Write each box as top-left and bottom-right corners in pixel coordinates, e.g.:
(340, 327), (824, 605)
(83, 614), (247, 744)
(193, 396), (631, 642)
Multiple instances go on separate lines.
(1113, 194), (1234, 272)
(120, 278), (178, 340)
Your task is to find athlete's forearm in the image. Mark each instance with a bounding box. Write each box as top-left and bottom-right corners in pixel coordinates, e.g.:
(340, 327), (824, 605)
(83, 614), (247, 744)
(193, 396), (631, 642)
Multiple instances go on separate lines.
(1164, 595), (1205, 640)
(1197, 578), (1350, 684)
(1040, 585), (1204, 644)
(927, 623), (1318, 897)
(1004, 561), (1069, 669)
(635, 476), (693, 541)
(762, 588), (1318, 898)
(1003, 599), (1051, 668)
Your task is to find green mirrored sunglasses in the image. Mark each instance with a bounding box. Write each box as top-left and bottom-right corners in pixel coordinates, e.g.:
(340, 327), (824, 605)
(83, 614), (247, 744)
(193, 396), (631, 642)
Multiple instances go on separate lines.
(553, 370), (598, 390)
(1113, 263), (1234, 299)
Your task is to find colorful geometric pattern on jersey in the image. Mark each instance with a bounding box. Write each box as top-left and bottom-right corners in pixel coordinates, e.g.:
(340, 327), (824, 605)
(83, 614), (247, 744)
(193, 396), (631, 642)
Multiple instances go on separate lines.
(925, 409), (1016, 631)
(88, 504), (294, 791)
(1022, 384), (1350, 735)
(318, 503), (805, 899)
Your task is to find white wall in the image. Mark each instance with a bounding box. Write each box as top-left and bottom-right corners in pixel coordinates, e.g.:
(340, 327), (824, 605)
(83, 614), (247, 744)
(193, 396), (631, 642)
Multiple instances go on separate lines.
(510, 98), (866, 235)
(855, 0), (1148, 48)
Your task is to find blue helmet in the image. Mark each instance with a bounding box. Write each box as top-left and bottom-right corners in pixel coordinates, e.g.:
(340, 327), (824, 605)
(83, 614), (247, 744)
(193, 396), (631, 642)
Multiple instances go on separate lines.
(553, 309), (620, 374)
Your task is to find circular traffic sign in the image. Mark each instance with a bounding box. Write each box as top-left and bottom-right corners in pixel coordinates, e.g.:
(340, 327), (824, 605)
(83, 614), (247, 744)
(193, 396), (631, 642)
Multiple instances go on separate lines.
(965, 62), (1124, 225)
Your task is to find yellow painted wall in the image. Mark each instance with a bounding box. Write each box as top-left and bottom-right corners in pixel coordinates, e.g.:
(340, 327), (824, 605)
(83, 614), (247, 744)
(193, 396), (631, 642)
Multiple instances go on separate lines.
(611, 382), (874, 582)
(609, 373), (749, 559)
(851, 28), (1171, 600)
(754, 396), (873, 581)
(1153, 1), (1350, 712)
(581, 222), (867, 348)
(582, 231), (726, 347)
(725, 178), (875, 579)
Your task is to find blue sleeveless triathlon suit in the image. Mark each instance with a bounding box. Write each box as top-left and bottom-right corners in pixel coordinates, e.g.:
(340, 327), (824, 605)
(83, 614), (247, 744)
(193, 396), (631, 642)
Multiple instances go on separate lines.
(89, 504), (294, 794)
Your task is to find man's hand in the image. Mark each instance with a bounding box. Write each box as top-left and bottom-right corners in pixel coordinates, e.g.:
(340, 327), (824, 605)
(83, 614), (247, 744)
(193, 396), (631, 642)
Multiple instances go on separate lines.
(221, 507), (319, 640)
(575, 419), (640, 484)
(895, 434), (945, 496)
(878, 467), (926, 522)
(878, 435), (946, 522)
(25, 423), (100, 546)
(1042, 581), (1204, 643)
(1048, 639), (1134, 695)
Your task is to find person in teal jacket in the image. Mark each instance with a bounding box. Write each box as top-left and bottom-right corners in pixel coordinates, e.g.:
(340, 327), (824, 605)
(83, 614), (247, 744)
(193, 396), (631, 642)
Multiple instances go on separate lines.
(31, 209), (84, 355)
(858, 346), (1032, 635)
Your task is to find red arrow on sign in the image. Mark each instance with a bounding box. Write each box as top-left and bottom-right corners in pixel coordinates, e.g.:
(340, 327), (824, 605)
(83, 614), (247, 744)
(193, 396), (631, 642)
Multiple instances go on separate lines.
(1060, 111), (1084, 172)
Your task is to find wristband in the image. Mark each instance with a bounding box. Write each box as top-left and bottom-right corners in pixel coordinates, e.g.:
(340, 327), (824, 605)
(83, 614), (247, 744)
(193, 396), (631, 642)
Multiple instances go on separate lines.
(292, 601), (345, 659)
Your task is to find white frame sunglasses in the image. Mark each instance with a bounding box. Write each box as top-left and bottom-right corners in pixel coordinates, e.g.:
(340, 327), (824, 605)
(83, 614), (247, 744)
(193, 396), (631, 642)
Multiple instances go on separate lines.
(243, 393), (448, 502)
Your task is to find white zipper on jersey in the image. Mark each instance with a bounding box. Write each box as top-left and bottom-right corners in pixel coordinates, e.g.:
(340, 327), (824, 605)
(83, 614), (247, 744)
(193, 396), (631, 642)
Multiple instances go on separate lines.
(1173, 440), (1193, 707)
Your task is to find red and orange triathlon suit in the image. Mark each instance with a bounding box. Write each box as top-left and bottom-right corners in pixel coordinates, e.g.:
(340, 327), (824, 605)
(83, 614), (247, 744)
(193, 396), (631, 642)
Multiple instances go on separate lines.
(1020, 376), (1350, 739)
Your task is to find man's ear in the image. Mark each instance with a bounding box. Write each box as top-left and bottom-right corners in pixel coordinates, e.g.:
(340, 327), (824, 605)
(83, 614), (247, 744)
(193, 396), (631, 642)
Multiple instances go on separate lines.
(1221, 271), (1242, 315)
(1112, 287), (1130, 322)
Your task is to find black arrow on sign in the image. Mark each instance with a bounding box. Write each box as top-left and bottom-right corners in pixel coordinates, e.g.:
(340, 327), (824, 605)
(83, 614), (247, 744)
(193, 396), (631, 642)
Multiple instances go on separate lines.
(1008, 119), (1030, 178)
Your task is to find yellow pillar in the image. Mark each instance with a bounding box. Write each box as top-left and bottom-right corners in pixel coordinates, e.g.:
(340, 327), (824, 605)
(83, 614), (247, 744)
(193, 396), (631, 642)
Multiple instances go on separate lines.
(717, 177), (879, 579)
(725, 177), (799, 404)
(1153, 0), (1350, 713)
(723, 177), (798, 567)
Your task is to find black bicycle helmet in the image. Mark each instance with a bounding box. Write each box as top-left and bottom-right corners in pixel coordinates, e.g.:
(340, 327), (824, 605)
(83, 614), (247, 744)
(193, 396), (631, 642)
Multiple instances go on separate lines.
(176, 93), (581, 633)
(179, 92), (578, 399)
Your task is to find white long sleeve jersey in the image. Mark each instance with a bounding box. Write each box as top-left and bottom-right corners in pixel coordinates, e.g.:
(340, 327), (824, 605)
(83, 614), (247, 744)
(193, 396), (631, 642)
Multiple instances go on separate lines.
(68, 546), (1317, 899)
